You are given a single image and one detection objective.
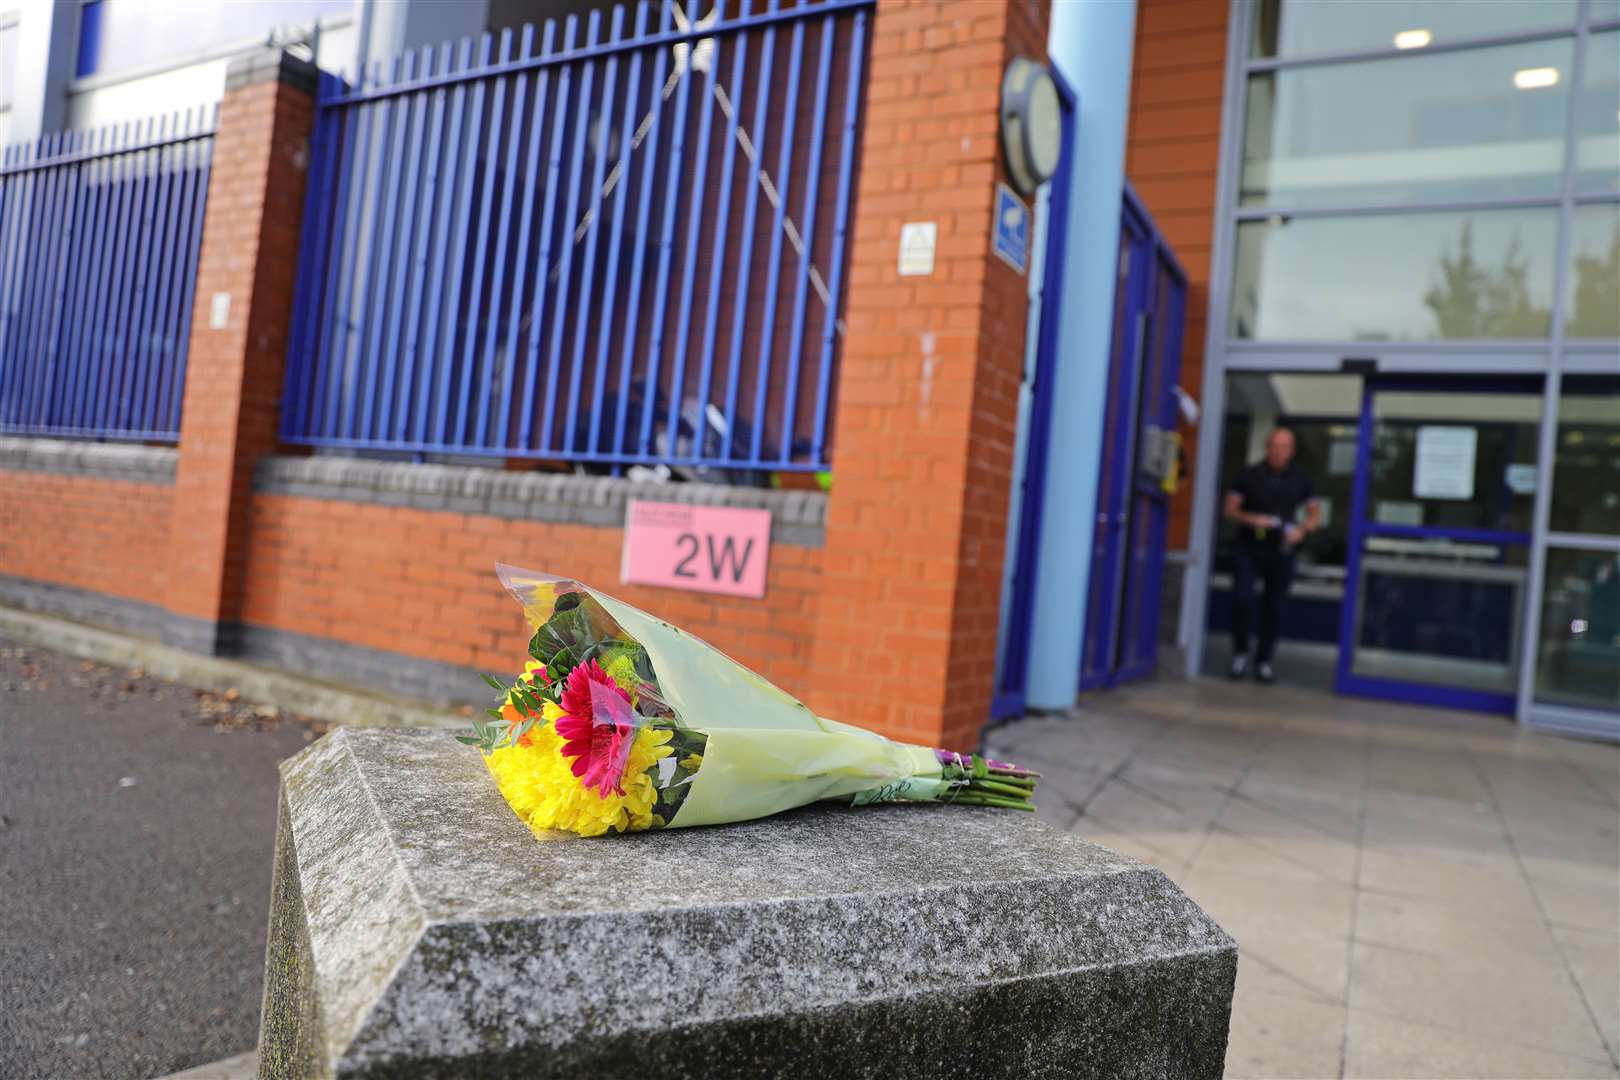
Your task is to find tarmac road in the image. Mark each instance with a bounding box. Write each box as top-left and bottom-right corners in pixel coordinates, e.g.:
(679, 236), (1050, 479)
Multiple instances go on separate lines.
(0, 637), (315, 1080)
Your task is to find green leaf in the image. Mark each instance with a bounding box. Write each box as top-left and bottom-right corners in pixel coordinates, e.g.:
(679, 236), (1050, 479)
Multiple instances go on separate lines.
(455, 735), (482, 745)
(485, 706), (505, 721)
(514, 683), (545, 714)
(480, 673), (509, 692)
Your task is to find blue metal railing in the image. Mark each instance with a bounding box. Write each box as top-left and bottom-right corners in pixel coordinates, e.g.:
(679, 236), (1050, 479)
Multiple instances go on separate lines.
(282, 0), (870, 473)
(0, 109), (216, 441)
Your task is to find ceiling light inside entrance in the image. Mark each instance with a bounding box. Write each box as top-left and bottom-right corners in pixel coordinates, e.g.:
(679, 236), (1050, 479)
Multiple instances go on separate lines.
(1513, 67), (1561, 89)
(1393, 29), (1432, 49)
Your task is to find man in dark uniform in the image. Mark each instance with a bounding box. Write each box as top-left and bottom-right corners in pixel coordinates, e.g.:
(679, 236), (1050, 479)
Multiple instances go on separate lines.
(1223, 426), (1320, 683)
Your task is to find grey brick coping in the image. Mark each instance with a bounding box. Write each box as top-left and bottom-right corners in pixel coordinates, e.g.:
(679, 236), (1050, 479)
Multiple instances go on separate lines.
(253, 456), (828, 547)
(0, 436), (177, 484)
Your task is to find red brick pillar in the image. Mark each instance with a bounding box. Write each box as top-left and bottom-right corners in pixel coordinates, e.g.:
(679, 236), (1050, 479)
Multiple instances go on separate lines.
(164, 51), (315, 652)
(809, 0), (1051, 751)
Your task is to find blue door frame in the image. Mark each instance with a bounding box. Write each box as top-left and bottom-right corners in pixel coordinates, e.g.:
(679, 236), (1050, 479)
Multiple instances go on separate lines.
(1334, 375), (1541, 714)
(1078, 185), (1187, 693)
(991, 69), (1076, 721)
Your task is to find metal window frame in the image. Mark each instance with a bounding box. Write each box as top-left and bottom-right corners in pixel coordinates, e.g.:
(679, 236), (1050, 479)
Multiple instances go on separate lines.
(1184, 0), (1620, 736)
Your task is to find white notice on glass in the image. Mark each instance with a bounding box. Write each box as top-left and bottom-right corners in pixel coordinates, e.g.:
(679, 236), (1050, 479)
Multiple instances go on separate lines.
(1414, 425), (1477, 500)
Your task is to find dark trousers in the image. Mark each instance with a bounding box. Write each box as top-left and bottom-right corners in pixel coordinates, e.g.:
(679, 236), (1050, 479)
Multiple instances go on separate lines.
(1232, 544), (1295, 663)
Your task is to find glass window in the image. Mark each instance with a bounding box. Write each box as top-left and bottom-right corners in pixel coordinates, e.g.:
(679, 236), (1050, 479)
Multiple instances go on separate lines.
(1575, 32), (1619, 195)
(1231, 208), (1558, 341)
(1567, 204), (1620, 338)
(1535, 548), (1620, 712)
(1550, 375), (1620, 535)
(1251, 0), (1577, 59)
(76, 0), (349, 79)
(1368, 390), (1542, 533)
(1352, 538), (1529, 693)
(1592, 0), (1620, 25)
(1242, 40), (1574, 207)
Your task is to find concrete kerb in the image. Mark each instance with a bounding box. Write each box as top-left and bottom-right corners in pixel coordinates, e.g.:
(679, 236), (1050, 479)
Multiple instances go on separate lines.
(0, 605), (459, 731)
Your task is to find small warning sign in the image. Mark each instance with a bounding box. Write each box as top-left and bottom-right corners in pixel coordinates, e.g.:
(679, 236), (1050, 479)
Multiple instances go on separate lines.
(898, 221), (937, 277)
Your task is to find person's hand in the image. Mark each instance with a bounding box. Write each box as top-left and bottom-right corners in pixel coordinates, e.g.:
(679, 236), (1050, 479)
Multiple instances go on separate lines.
(1284, 524), (1305, 546)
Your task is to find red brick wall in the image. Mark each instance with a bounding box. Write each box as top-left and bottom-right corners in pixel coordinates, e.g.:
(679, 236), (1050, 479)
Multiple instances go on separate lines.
(1125, 0), (1230, 548)
(810, 0), (1051, 752)
(238, 495), (822, 699)
(0, 472), (172, 610)
(168, 63), (314, 634)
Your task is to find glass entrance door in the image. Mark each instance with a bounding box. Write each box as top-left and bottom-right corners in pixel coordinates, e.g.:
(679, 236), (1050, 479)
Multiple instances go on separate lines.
(1337, 381), (1542, 713)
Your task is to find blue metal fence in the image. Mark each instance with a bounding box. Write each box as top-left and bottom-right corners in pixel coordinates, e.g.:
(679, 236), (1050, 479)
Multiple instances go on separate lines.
(0, 109), (216, 441)
(283, 0), (870, 473)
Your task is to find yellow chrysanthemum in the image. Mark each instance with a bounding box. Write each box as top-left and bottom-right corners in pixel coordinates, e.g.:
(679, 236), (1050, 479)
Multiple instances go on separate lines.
(680, 753), (703, 771)
(485, 702), (674, 838)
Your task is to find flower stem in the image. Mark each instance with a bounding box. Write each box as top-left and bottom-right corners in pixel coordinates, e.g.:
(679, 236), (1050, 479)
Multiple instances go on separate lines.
(948, 793), (1036, 811)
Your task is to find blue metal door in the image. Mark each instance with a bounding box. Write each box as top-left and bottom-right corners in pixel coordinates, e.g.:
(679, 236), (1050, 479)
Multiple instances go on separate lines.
(1079, 187), (1187, 692)
(991, 69), (1077, 721)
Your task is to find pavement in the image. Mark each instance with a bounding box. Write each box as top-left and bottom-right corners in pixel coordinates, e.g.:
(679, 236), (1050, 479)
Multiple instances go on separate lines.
(4, 629), (1616, 1079)
(0, 638), (316, 1080)
(987, 677), (1620, 1079)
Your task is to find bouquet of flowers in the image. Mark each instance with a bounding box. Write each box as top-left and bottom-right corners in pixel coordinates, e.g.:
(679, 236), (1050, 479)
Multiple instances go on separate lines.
(463, 565), (1039, 837)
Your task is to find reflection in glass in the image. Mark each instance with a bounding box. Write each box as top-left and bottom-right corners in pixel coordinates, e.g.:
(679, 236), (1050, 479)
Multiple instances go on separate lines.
(1231, 210), (1557, 340)
(1550, 376), (1620, 535)
(1368, 392), (1541, 533)
(1567, 206), (1620, 338)
(1242, 40), (1573, 206)
(1536, 548), (1620, 712)
(1250, 0), (1577, 58)
(1576, 32), (1619, 195)
(1351, 537), (1527, 692)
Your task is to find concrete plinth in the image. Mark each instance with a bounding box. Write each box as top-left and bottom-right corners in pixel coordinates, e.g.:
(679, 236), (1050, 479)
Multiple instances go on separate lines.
(258, 728), (1236, 1079)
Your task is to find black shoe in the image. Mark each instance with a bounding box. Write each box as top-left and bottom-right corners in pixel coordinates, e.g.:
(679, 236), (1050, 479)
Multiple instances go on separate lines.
(1255, 661), (1276, 684)
(1228, 655), (1250, 680)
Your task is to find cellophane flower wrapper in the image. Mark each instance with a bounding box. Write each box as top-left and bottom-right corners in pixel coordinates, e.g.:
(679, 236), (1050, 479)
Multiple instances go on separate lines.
(469, 564), (1038, 838)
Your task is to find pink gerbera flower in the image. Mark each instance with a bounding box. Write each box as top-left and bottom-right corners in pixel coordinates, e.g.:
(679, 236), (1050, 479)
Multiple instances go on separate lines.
(555, 659), (635, 797)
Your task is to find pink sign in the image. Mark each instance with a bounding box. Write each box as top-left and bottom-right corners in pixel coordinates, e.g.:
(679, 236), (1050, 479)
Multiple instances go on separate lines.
(621, 499), (771, 598)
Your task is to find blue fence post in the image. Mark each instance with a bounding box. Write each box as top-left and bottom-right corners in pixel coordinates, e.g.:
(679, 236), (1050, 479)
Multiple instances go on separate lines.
(812, 8), (866, 463)
(563, 5), (626, 458)
(586, 1), (649, 457)
(374, 50), (432, 442)
(610, 0), (673, 463)
(429, 33), (493, 447)
(778, 14), (837, 463)
(541, 11), (602, 456)
(518, 15), (579, 452)
(748, 16), (807, 464)
(720, 0), (780, 462)
(456, 28), (515, 448)
(494, 19), (555, 451)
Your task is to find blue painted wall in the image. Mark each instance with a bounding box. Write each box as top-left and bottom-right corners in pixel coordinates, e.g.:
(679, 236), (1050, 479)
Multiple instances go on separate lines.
(1025, 0), (1138, 709)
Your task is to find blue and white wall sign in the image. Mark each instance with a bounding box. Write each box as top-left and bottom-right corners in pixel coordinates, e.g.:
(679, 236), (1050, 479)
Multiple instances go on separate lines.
(993, 183), (1030, 275)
